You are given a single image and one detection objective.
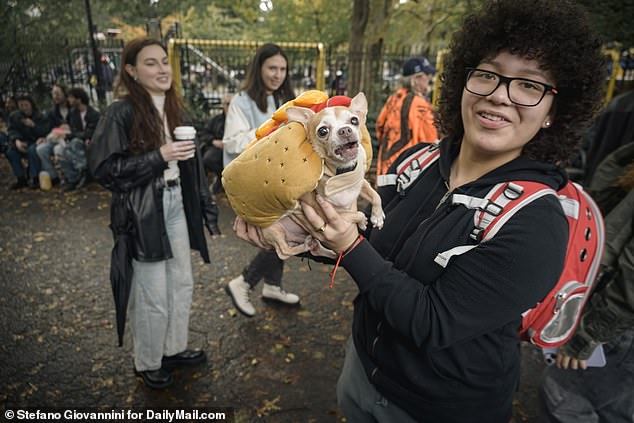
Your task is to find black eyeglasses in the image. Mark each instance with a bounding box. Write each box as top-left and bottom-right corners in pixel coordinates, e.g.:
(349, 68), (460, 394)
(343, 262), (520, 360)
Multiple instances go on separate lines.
(465, 67), (558, 107)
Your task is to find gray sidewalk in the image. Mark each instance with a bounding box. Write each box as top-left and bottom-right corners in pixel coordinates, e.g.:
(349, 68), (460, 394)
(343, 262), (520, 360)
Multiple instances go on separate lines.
(0, 160), (545, 422)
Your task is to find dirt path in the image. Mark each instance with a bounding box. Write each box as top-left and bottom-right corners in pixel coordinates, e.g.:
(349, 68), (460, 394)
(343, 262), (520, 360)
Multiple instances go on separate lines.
(0, 161), (545, 422)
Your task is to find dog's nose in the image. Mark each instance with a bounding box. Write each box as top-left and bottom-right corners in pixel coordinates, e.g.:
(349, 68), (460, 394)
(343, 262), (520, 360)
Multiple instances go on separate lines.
(337, 126), (353, 138)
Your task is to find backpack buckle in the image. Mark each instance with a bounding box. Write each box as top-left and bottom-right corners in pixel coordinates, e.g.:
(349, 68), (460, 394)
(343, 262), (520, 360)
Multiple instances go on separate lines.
(398, 172), (411, 184)
(470, 227), (484, 242)
(483, 200), (503, 216)
(397, 173), (411, 196)
(504, 182), (524, 200)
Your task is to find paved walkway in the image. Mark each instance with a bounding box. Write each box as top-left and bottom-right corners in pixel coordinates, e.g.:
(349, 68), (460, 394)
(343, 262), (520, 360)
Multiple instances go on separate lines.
(0, 161), (545, 422)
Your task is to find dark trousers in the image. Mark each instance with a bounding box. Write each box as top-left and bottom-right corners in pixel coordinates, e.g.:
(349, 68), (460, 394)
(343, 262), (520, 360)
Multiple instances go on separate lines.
(539, 330), (634, 423)
(243, 250), (284, 288)
(202, 145), (223, 192)
(4, 142), (40, 179)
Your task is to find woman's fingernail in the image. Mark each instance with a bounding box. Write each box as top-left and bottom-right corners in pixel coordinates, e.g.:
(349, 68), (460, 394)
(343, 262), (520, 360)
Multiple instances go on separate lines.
(316, 195), (325, 203)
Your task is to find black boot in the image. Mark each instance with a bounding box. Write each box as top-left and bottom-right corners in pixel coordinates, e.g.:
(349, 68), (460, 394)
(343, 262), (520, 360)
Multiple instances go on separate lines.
(134, 367), (173, 389)
(10, 177), (27, 190)
(162, 350), (207, 368)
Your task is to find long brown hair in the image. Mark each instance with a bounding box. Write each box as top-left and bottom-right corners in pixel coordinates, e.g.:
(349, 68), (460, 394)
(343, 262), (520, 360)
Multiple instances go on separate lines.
(114, 37), (182, 153)
(243, 43), (294, 113)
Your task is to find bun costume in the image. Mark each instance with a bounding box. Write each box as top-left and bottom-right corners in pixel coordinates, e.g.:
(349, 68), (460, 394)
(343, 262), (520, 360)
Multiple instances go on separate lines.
(222, 90), (373, 227)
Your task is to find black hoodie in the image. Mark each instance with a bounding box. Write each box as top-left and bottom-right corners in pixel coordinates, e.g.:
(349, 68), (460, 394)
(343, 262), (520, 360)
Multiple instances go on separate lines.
(342, 138), (569, 423)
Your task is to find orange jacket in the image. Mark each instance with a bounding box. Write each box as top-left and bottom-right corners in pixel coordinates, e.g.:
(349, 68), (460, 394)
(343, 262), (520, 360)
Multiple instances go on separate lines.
(376, 88), (437, 177)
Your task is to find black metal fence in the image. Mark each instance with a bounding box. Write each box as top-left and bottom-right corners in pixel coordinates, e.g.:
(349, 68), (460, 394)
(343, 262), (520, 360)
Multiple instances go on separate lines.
(176, 42), (439, 122)
(0, 38), (124, 110)
(3, 38), (633, 122)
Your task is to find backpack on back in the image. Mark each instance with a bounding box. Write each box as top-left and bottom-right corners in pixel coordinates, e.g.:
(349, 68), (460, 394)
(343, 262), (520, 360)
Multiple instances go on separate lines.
(378, 143), (606, 348)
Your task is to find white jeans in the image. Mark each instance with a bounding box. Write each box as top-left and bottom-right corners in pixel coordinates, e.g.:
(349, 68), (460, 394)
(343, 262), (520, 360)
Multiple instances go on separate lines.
(128, 185), (194, 371)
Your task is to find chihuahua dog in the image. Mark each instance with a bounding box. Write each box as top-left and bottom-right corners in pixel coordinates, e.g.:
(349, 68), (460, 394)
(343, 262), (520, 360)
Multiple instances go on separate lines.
(261, 93), (384, 259)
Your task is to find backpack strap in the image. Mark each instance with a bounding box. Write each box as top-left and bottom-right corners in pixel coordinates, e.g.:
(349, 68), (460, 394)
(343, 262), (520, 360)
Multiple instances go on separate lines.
(477, 181), (557, 242)
(434, 181), (557, 268)
(376, 140), (441, 194)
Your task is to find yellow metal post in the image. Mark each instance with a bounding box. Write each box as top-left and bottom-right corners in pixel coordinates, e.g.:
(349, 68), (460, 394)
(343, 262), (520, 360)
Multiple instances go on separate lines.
(316, 42), (326, 91)
(432, 49), (447, 109)
(168, 38), (182, 96)
(604, 49), (621, 106)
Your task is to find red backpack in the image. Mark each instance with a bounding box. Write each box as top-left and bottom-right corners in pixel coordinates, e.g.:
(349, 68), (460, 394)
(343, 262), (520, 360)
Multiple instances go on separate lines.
(378, 143), (606, 348)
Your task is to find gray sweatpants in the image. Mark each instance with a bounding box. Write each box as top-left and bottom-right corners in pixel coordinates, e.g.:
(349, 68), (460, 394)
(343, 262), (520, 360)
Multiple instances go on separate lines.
(337, 338), (418, 423)
(128, 185), (194, 371)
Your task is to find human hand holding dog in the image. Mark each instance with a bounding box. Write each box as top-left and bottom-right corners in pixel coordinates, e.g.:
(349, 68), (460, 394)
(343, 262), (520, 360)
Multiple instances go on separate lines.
(233, 216), (273, 250)
(301, 195), (359, 254)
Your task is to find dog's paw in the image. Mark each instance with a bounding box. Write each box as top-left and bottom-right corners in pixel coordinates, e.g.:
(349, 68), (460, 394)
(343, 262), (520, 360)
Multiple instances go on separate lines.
(356, 214), (368, 231)
(307, 237), (337, 258)
(273, 238), (309, 260)
(371, 210), (385, 230)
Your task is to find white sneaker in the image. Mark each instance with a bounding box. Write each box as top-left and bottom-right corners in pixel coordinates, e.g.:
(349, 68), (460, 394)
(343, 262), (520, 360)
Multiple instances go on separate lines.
(262, 283), (300, 305)
(225, 275), (256, 317)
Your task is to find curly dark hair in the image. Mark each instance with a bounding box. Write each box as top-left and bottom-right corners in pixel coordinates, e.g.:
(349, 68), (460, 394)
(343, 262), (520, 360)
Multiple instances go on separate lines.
(436, 0), (606, 166)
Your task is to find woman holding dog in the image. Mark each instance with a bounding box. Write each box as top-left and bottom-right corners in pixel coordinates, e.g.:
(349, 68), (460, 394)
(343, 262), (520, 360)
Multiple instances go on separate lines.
(238, 1), (605, 421)
(224, 43), (301, 317)
(88, 37), (220, 389)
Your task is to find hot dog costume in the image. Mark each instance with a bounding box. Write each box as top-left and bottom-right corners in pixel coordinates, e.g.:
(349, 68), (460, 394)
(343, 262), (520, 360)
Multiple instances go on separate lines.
(222, 90), (373, 227)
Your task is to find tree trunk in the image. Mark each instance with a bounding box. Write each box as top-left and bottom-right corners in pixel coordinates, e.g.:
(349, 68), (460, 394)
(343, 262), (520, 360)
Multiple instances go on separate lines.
(347, 0), (369, 96)
(361, 0), (395, 116)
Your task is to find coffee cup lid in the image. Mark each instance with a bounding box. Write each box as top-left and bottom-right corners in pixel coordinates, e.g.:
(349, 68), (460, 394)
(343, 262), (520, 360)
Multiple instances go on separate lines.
(174, 126), (196, 138)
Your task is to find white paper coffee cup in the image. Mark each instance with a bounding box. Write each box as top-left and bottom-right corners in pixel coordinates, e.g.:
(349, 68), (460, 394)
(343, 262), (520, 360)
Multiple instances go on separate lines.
(173, 126), (196, 159)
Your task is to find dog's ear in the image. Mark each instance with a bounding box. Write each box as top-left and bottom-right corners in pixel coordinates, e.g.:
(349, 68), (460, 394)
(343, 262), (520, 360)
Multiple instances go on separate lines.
(349, 93), (368, 123)
(285, 106), (315, 126)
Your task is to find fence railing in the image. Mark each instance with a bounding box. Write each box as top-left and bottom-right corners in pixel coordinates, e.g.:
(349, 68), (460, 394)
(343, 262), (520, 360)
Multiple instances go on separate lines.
(0, 38), (124, 108)
(3, 39), (633, 118)
(166, 39), (326, 118)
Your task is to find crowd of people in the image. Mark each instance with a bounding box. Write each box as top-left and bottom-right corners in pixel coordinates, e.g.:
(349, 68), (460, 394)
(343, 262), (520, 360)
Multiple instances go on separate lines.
(1, 85), (100, 191)
(2, 0), (633, 421)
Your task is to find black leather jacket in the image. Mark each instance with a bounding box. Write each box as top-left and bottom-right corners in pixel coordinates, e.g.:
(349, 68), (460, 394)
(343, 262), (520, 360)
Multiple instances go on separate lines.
(88, 99), (219, 263)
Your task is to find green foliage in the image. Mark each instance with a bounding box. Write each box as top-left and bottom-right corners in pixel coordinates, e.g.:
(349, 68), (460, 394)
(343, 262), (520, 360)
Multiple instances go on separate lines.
(180, 4), (248, 41)
(4, 0), (633, 100)
(258, 0), (351, 46)
(92, 0), (186, 26)
(385, 0), (486, 56)
(575, 0), (634, 45)
(1, 1), (86, 65)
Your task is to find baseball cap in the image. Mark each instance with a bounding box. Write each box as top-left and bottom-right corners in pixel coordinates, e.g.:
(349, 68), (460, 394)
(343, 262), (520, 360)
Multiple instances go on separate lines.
(402, 56), (436, 76)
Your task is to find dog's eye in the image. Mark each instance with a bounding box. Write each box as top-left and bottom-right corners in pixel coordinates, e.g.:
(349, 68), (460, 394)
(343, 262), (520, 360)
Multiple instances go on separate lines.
(317, 127), (329, 137)
(351, 116), (359, 125)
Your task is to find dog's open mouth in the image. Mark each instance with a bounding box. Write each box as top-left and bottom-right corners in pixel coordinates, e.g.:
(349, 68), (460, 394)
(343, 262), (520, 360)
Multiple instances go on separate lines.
(334, 142), (359, 161)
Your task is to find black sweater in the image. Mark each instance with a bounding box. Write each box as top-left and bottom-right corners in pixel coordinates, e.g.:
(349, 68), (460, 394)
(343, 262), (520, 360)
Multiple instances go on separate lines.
(342, 138), (569, 423)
